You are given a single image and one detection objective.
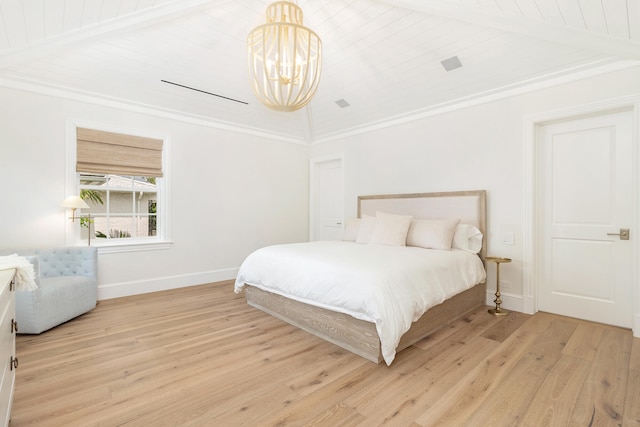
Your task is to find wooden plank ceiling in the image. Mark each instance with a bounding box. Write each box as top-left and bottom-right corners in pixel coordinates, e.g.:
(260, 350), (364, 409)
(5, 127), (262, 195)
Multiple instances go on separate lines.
(0, 0), (638, 143)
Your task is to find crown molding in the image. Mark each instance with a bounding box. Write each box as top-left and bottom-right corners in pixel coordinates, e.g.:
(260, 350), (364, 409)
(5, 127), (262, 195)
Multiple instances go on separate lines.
(1, 59), (637, 147)
(0, 76), (310, 146)
(311, 59), (640, 145)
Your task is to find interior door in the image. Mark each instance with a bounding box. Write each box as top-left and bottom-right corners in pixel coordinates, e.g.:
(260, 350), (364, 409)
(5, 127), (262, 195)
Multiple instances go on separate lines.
(312, 158), (344, 241)
(538, 109), (634, 328)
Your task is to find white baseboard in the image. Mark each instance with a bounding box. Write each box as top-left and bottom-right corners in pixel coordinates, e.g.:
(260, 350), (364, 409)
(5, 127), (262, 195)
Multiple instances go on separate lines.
(97, 268), (239, 300)
(485, 290), (524, 313)
(99, 272), (529, 314)
(522, 295), (536, 315)
(634, 313), (640, 338)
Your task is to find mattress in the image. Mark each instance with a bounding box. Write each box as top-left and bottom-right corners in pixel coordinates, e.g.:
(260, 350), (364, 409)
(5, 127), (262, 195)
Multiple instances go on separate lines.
(235, 241), (486, 365)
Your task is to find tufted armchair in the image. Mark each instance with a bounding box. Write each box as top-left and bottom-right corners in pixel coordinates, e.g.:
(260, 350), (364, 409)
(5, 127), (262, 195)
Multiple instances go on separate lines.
(0, 247), (98, 334)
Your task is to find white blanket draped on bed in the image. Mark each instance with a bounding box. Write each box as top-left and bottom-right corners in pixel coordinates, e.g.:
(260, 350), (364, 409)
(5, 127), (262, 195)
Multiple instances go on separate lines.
(234, 241), (486, 365)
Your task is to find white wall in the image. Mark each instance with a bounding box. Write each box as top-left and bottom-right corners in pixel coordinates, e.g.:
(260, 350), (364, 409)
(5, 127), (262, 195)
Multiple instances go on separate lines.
(3, 66), (639, 305)
(311, 66), (640, 312)
(0, 86), (310, 298)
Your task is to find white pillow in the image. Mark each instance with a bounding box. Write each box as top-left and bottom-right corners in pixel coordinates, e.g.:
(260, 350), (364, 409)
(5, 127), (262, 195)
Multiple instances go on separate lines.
(355, 214), (376, 244)
(406, 218), (461, 250)
(452, 223), (483, 253)
(370, 211), (413, 246)
(342, 218), (360, 241)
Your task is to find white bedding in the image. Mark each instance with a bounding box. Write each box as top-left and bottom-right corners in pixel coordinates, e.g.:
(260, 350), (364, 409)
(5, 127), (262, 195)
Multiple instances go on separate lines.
(234, 241), (486, 365)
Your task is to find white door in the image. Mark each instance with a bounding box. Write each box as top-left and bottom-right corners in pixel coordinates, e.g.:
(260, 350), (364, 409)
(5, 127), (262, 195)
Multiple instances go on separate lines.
(312, 158), (344, 241)
(538, 109), (634, 328)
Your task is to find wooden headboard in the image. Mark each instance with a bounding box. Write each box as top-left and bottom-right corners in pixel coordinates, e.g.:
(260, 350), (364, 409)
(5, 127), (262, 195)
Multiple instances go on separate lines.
(357, 190), (487, 260)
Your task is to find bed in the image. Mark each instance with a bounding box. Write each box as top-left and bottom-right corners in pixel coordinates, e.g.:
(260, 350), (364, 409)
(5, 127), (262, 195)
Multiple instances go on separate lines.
(235, 190), (487, 365)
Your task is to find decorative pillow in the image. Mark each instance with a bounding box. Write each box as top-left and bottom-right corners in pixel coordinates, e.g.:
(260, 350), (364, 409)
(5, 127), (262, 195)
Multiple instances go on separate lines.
(452, 224), (483, 253)
(406, 218), (461, 250)
(342, 218), (360, 241)
(355, 214), (376, 244)
(370, 211), (413, 246)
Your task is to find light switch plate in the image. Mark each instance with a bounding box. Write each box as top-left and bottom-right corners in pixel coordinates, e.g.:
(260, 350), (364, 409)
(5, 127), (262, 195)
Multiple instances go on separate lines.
(502, 232), (514, 245)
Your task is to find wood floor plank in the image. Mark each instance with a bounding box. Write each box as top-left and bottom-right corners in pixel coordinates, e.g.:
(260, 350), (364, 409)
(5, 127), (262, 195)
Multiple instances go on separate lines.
(200, 354), (368, 426)
(343, 306), (505, 424)
(518, 354), (591, 426)
(456, 318), (578, 426)
(284, 349), (368, 398)
(343, 345), (436, 412)
(249, 362), (381, 426)
(562, 323), (604, 361)
(480, 310), (531, 342)
(623, 369), (640, 426)
(630, 338), (640, 372)
(10, 281), (640, 427)
(412, 304), (501, 349)
(202, 347), (362, 419)
(299, 402), (367, 427)
(569, 328), (632, 426)
(352, 336), (497, 426)
(413, 327), (540, 426)
(518, 310), (558, 334)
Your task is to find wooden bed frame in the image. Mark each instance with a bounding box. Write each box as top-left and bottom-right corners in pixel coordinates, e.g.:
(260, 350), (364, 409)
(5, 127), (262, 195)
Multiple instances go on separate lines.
(243, 190), (487, 364)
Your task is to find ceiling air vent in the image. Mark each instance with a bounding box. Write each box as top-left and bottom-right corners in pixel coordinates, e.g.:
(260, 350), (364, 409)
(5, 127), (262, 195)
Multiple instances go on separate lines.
(335, 99), (350, 108)
(441, 56), (463, 72)
(161, 80), (248, 105)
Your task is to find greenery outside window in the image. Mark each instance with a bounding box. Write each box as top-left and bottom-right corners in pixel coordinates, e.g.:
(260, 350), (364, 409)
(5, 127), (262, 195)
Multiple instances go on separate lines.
(79, 174), (159, 242)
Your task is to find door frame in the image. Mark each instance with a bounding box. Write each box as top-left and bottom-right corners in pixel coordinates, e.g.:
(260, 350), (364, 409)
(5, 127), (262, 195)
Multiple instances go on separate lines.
(523, 95), (640, 337)
(309, 155), (344, 241)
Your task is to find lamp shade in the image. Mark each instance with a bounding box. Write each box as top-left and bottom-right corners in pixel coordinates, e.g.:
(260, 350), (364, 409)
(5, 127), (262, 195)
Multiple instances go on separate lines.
(248, 1), (322, 112)
(61, 196), (89, 209)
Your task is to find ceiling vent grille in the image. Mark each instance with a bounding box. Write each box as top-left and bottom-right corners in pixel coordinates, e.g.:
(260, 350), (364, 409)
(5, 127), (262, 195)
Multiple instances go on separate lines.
(441, 56), (463, 72)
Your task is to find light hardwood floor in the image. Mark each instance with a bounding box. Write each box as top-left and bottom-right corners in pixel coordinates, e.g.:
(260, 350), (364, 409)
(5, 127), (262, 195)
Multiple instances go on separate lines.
(10, 281), (640, 427)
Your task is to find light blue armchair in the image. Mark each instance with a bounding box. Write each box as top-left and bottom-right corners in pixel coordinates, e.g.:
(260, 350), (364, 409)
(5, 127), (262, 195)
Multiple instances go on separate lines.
(0, 247), (98, 334)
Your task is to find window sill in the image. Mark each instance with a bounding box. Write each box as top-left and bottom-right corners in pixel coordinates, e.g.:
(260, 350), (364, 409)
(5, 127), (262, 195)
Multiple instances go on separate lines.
(82, 240), (174, 254)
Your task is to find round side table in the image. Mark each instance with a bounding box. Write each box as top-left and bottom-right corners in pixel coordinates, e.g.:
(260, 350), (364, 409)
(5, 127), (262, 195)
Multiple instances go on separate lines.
(485, 256), (511, 316)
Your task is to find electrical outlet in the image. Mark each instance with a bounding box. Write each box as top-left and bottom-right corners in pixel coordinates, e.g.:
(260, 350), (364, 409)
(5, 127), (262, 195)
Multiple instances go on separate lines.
(500, 280), (512, 290)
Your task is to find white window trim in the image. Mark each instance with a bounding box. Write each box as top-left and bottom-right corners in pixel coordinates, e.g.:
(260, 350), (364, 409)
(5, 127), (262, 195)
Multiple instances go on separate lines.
(65, 119), (172, 253)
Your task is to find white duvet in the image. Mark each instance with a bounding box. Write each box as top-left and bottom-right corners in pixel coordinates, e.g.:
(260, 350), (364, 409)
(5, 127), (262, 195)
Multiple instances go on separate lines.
(234, 241), (486, 365)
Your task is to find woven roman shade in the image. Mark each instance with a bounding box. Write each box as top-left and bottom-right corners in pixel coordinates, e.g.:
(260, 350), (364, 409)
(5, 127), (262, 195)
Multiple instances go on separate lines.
(76, 128), (163, 177)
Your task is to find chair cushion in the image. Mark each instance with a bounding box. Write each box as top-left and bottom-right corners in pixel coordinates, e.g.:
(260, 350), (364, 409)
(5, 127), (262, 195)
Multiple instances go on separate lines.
(16, 276), (97, 334)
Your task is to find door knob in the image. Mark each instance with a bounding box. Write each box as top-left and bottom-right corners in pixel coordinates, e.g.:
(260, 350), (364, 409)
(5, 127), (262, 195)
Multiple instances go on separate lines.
(607, 228), (630, 240)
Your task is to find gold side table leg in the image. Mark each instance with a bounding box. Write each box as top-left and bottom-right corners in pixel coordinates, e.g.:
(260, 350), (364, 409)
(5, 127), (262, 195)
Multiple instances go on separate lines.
(486, 257), (510, 316)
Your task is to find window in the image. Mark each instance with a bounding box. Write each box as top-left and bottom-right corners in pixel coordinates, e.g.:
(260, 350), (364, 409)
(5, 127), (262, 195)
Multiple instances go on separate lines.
(79, 174), (158, 241)
(69, 126), (168, 249)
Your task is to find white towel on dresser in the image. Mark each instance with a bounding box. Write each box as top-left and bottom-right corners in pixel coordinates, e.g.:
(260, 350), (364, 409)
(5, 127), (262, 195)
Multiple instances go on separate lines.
(0, 254), (38, 291)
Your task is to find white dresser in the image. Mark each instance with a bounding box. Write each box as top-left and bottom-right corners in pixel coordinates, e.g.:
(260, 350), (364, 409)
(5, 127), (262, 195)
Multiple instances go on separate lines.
(0, 269), (17, 427)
